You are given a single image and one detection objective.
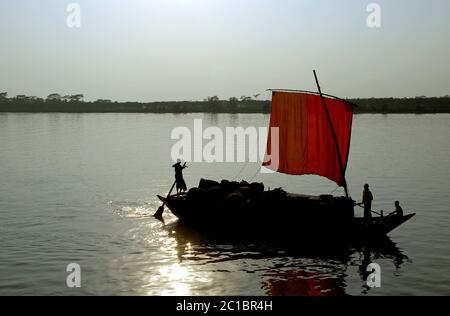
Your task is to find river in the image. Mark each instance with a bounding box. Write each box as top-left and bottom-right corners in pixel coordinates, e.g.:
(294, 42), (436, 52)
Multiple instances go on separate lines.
(0, 113), (449, 295)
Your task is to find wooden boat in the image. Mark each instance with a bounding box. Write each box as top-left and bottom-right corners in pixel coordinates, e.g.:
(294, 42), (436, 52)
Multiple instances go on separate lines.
(158, 191), (415, 239)
(156, 71), (415, 239)
(352, 213), (416, 237)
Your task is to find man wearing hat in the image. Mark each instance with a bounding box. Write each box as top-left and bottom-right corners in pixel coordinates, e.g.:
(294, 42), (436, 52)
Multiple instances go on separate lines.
(172, 159), (188, 194)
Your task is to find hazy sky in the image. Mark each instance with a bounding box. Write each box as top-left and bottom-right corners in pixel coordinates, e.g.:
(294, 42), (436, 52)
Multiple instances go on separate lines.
(1, 0), (449, 101)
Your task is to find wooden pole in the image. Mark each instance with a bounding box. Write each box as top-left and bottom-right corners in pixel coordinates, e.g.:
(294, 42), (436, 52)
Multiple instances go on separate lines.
(153, 179), (177, 218)
(313, 70), (349, 198)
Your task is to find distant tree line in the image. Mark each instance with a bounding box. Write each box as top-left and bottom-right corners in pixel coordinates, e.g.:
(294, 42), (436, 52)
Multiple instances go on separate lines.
(349, 96), (450, 114)
(1, 92), (450, 114)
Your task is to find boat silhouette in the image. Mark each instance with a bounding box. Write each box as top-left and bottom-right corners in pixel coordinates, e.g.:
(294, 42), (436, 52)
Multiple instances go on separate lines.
(157, 71), (415, 239)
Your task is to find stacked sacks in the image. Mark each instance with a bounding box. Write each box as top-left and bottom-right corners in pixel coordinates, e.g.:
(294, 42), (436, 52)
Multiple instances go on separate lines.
(187, 187), (207, 202)
(239, 181), (254, 198)
(238, 181), (264, 198)
(265, 187), (287, 199)
(199, 179), (220, 191)
(250, 182), (264, 194)
(226, 181), (266, 208)
(239, 186), (254, 197)
(206, 186), (226, 201)
(240, 180), (250, 187)
(189, 178), (266, 208)
(226, 191), (245, 208)
(220, 179), (240, 192)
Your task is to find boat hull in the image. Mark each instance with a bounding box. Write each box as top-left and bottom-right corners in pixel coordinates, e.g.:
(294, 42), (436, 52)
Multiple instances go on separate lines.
(158, 190), (414, 240)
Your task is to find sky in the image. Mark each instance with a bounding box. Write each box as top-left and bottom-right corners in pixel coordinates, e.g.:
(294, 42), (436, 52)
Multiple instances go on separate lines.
(0, 0), (449, 101)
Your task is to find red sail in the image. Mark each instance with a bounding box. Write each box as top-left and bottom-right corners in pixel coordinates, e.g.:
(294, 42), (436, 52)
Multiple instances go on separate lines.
(263, 91), (353, 186)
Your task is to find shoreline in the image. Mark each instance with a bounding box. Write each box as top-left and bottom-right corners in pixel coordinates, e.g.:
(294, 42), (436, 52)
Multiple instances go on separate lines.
(1, 111), (450, 115)
(1, 97), (450, 114)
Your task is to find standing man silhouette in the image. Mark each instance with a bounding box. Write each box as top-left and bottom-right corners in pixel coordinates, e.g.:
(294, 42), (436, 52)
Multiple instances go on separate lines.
(173, 159), (187, 194)
(362, 184), (374, 225)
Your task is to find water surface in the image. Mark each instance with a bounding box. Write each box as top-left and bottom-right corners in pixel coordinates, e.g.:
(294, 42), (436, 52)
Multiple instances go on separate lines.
(1, 113), (449, 295)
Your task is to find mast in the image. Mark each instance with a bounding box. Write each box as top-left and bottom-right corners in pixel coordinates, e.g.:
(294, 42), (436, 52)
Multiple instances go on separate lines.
(313, 70), (349, 198)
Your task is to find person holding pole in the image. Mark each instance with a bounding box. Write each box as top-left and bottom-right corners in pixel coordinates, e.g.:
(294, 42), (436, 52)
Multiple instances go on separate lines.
(154, 159), (188, 219)
(173, 159), (188, 194)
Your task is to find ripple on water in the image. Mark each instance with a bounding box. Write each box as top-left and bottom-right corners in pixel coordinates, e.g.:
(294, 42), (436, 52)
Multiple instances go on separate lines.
(1, 114), (450, 295)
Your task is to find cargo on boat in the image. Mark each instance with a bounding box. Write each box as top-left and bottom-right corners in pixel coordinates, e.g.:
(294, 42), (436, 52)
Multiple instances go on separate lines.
(158, 178), (414, 239)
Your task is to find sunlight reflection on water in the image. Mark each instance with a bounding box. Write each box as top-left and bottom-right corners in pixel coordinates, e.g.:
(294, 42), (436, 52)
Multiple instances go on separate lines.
(1, 113), (450, 295)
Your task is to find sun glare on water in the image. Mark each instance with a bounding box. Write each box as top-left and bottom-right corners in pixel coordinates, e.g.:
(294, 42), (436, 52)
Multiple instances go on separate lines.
(159, 264), (190, 295)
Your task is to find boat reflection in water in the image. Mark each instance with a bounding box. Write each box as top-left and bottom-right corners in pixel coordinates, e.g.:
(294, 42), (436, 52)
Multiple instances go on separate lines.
(165, 220), (410, 296)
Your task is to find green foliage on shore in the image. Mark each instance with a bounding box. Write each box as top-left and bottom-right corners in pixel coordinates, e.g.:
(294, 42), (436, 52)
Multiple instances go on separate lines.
(1, 92), (449, 114)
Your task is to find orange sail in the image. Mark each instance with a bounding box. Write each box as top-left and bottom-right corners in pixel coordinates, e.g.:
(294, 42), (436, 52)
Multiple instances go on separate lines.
(263, 91), (353, 187)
